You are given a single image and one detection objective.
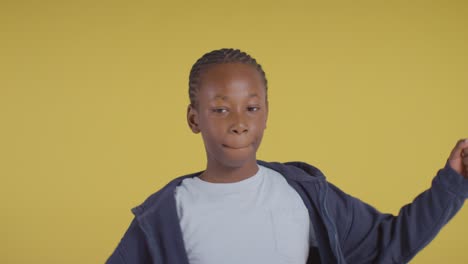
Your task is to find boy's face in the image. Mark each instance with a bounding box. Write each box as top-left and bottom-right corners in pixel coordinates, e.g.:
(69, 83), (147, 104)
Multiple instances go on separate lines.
(187, 63), (268, 169)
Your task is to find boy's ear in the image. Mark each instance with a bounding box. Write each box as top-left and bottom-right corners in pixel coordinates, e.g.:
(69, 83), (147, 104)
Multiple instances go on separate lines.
(187, 104), (201, 133)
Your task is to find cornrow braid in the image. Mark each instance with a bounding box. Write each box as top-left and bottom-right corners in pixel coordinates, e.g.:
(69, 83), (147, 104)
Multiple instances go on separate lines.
(188, 48), (268, 108)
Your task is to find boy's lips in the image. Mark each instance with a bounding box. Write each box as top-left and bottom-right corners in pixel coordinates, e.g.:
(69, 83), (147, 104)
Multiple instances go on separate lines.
(222, 144), (250, 150)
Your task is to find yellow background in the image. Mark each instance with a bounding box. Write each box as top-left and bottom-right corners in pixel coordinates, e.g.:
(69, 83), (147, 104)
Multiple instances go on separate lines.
(1, 0), (467, 263)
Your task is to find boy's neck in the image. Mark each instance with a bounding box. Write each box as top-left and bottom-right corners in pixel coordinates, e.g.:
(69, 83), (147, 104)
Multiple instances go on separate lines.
(200, 159), (259, 183)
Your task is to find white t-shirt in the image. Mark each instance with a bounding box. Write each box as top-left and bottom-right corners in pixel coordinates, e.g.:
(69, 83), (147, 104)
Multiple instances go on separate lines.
(174, 165), (316, 264)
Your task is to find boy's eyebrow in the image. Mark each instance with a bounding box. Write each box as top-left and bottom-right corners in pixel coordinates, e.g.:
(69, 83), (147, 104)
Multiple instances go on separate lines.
(213, 95), (228, 100)
(212, 93), (259, 100)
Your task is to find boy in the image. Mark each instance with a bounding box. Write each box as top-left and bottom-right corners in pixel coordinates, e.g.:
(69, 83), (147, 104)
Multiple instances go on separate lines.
(107, 48), (468, 264)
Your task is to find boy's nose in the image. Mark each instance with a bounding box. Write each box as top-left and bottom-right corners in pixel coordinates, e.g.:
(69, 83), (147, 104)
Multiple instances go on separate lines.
(231, 124), (248, 135)
(230, 114), (248, 135)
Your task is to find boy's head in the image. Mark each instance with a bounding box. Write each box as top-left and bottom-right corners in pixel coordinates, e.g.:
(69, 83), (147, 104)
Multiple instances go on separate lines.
(188, 48), (268, 109)
(187, 48), (269, 170)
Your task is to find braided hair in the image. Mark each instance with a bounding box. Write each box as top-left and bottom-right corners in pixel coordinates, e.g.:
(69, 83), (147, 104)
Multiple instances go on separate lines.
(188, 48), (268, 108)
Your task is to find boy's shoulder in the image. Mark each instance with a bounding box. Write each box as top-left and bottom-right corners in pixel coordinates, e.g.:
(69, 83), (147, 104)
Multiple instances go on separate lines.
(131, 160), (327, 218)
(259, 160), (326, 182)
(130, 171), (199, 218)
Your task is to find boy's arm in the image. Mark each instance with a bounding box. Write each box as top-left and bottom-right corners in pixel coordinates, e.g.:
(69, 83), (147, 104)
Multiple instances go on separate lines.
(106, 218), (152, 264)
(336, 139), (468, 263)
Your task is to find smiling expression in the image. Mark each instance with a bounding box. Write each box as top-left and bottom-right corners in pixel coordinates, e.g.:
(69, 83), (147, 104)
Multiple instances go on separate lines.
(187, 63), (268, 170)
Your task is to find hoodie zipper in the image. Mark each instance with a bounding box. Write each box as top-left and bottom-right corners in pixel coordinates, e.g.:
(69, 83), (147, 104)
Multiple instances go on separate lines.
(319, 181), (344, 264)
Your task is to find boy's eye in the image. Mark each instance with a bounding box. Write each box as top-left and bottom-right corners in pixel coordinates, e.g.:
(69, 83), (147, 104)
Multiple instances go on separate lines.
(247, 106), (260, 112)
(212, 108), (228, 114)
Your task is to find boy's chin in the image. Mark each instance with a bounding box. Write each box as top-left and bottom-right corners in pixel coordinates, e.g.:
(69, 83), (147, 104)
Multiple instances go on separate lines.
(215, 154), (258, 170)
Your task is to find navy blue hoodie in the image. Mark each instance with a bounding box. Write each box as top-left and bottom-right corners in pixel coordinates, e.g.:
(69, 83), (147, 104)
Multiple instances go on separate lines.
(106, 160), (468, 263)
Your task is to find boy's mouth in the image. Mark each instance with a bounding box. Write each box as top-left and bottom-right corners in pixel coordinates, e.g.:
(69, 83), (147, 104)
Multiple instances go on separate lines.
(222, 144), (250, 150)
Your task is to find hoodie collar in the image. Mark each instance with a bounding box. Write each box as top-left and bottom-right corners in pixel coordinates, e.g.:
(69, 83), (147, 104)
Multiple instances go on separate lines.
(132, 160), (326, 217)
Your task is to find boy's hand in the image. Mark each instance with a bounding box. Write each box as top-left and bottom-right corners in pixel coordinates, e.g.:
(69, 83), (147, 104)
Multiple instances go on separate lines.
(448, 139), (468, 178)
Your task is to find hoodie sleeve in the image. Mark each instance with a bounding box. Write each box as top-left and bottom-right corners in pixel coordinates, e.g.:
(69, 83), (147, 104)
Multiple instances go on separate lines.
(331, 162), (468, 264)
(106, 218), (152, 264)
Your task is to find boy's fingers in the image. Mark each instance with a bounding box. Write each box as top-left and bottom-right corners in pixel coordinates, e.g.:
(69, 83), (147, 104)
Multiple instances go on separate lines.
(449, 139), (468, 160)
(463, 151), (468, 177)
